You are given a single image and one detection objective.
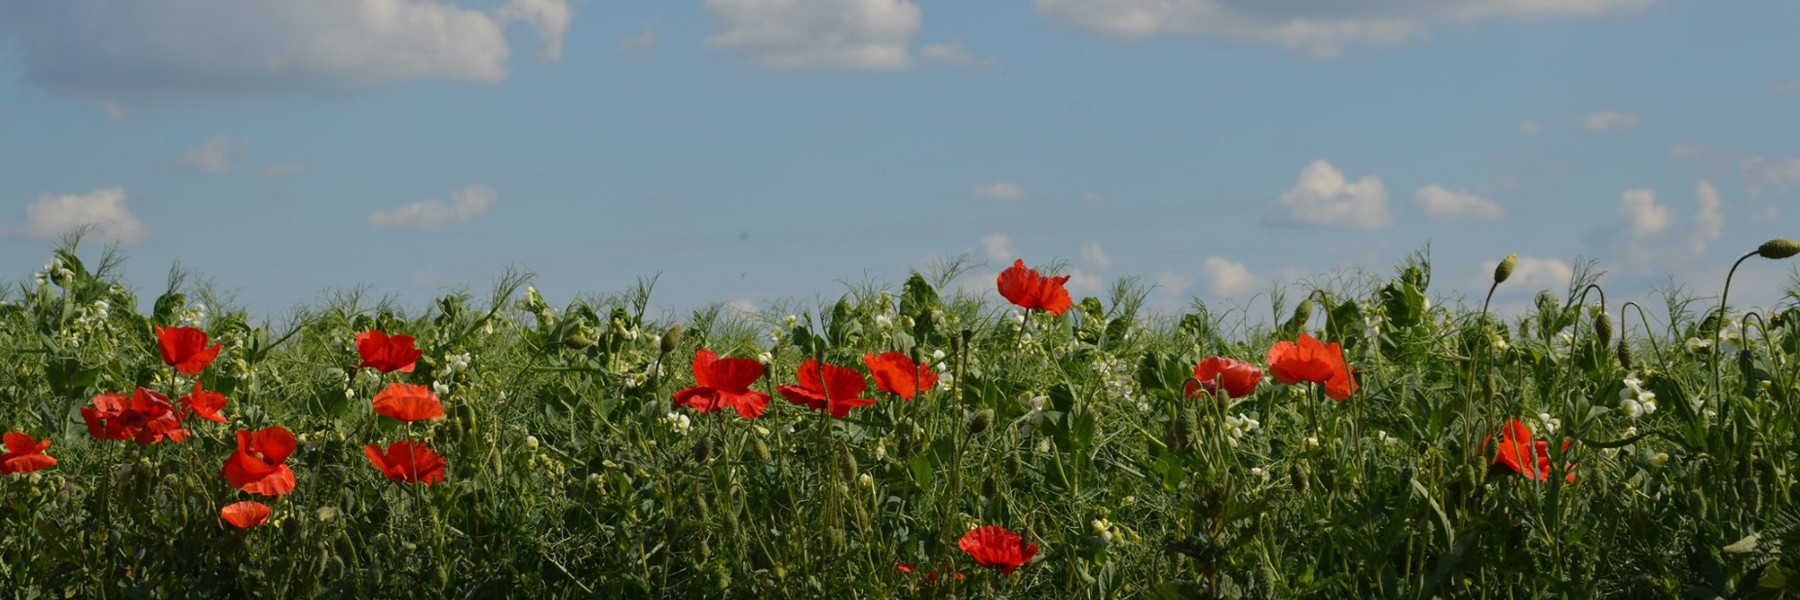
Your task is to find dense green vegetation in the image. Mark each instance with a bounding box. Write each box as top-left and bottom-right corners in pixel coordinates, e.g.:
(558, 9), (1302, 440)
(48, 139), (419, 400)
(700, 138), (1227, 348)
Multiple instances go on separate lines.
(2, 238), (1800, 598)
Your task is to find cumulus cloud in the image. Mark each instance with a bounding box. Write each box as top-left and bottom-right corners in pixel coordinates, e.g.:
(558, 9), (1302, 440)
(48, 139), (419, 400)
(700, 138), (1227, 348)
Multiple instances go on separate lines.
(621, 24), (659, 54)
(7, 187), (148, 243)
(1690, 180), (1724, 254)
(1480, 256), (1572, 291)
(178, 136), (248, 173)
(1412, 184), (1503, 221)
(1617, 189), (1669, 236)
(704, 0), (922, 69)
(1581, 109), (1640, 133)
(973, 182), (1028, 200)
(1081, 242), (1112, 267)
(981, 233), (1015, 262)
(1202, 256), (1258, 297)
(1263, 160), (1391, 229)
(1065, 269), (1106, 296)
(920, 39), (1000, 68)
(1586, 184), (1731, 275)
(1031, 0), (1651, 58)
(368, 184), (497, 231)
(0, 0), (571, 103)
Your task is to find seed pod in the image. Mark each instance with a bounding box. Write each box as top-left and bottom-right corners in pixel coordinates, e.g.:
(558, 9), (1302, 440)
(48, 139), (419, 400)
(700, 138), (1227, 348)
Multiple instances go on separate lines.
(660, 324), (682, 355)
(966, 409), (994, 436)
(1757, 239), (1800, 260)
(1594, 312), (1613, 346)
(961, 328), (974, 348)
(751, 438), (772, 462)
(1494, 254), (1518, 284)
(1615, 339), (1634, 371)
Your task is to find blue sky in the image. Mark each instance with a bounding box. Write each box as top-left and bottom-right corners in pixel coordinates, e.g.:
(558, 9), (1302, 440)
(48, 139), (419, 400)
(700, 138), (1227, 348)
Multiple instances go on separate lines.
(0, 0), (1796, 321)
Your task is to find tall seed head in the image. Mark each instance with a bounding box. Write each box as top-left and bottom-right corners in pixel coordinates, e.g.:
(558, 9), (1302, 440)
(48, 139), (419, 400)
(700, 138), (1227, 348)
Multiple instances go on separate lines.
(1757, 239), (1800, 260)
(1494, 254), (1518, 284)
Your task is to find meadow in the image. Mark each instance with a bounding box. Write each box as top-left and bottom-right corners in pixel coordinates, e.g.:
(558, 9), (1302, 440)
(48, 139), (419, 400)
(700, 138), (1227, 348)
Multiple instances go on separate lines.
(2, 238), (1799, 598)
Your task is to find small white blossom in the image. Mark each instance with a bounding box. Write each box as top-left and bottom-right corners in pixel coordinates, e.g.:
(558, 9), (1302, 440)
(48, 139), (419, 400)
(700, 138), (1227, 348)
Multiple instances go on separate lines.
(662, 412), (692, 436)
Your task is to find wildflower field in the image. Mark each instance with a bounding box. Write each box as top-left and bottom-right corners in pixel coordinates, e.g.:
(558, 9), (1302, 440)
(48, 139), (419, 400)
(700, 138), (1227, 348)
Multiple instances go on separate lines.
(3, 240), (1800, 598)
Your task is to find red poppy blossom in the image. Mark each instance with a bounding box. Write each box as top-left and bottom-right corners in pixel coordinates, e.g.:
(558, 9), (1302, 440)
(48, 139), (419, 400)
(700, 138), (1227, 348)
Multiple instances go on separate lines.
(1, 433), (56, 475)
(996, 259), (1073, 316)
(356, 331), (421, 374)
(959, 525), (1038, 575)
(179, 380), (229, 424)
(895, 563), (916, 575)
(1486, 419), (1576, 483)
(1266, 333), (1358, 401)
(864, 351), (939, 401)
(220, 426), (297, 496)
(777, 359), (877, 419)
(672, 349), (773, 419)
(81, 389), (188, 445)
(1184, 357), (1263, 399)
(220, 501), (271, 528)
(364, 440), (448, 485)
(371, 383), (445, 422)
(156, 325), (222, 376)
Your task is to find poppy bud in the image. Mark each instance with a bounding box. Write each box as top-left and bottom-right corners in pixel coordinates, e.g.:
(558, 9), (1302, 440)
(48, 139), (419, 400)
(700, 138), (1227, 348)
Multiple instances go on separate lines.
(1594, 312), (1613, 346)
(909, 345), (924, 366)
(966, 409), (994, 436)
(1291, 298), (1313, 330)
(961, 328), (974, 348)
(660, 324), (682, 355)
(838, 444), (858, 478)
(1007, 449), (1023, 477)
(1289, 462), (1310, 493)
(1494, 254), (1517, 284)
(691, 437), (713, 463)
(981, 475), (998, 499)
(751, 439), (772, 462)
(1615, 339), (1634, 371)
(1757, 239), (1800, 260)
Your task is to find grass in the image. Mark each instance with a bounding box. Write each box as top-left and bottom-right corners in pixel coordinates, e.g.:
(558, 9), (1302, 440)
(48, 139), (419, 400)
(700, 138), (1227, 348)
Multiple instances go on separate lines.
(1, 237), (1799, 598)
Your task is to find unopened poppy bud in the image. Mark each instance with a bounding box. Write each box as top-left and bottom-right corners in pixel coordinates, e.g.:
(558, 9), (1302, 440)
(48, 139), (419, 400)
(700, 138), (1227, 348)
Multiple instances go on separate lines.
(961, 328), (974, 347)
(838, 444), (858, 477)
(1291, 299), (1313, 329)
(981, 475), (998, 499)
(660, 324), (682, 355)
(1290, 462), (1310, 493)
(909, 345), (923, 366)
(1757, 239), (1800, 260)
(1615, 339), (1634, 371)
(1594, 312), (1613, 346)
(1007, 449), (1023, 477)
(1494, 254), (1517, 284)
(966, 408), (994, 436)
(691, 437), (713, 463)
(751, 439), (771, 462)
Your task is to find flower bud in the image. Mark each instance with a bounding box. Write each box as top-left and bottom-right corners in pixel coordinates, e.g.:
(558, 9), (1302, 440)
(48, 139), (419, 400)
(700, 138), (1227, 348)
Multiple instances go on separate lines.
(966, 408), (994, 436)
(751, 438), (772, 462)
(1615, 339), (1634, 371)
(1494, 254), (1517, 284)
(1594, 312), (1613, 346)
(660, 324), (682, 355)
(1757, 239), (1800, 260)
(1291, 298), (1313, 329)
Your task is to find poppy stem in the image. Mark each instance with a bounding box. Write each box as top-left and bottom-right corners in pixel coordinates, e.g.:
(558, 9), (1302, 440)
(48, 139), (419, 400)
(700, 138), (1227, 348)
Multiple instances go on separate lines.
(1714, 250), (1759, 430)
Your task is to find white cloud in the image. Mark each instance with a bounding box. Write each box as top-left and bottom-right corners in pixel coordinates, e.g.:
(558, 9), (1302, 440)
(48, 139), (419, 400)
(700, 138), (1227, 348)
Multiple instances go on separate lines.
(981, 233), (1015, 262)
(1617, 189), (1668, 236)
(179, 136), (248, 173)
(1263, 159), (1391, 229)
(1031, 0), (1651, 58)
(368, 183), (497, 231)
(1081, 242), (1112, 267)
(725, 298), (759, 315)
(703, 0), (921, 69)
(0, 0), (572, 103)
(1155, 272), (1192, 298)
(973, 182), (1028, 200)
(920, 39), (1000, 69)
(9, 186), (148, 243)
(1517, 120), (1540, 135)
(1690, 180), (1724, 254)
(261, 160), (308, 176)
(1481, 256), (1572, 291)
(1581, 109), (1640, 133)
(496, 0), (573, 61)
(1202, 256), (1258, 297)
(1412, 184), (1503, 221)
(1065, 269), (1106, 296)
(621, 24), (658, 54)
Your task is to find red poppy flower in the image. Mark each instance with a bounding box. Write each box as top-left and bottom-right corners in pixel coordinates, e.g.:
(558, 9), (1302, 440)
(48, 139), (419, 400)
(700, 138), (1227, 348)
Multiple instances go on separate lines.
(672, 349), (773, 419)
(1265, 333), (1358, 401)
(959, 525), (1038, 575)
(996, 259), (1073, 316)
(1486, 419), (1576, 483)
(356, 331), (421, 374)
(895, 563), (916, 575)
(82, 389), (188, 445)
(179, 380), (229, 424)
(864, 351), (939, 401)
(220, 426), (297, 496)
(220, 501), (271, 528)
(777, 359), (877, 419)
(1184, 357), (1263, 399)
(364, 440), (448, 485)
(371, 383), (445, 422)
(156, 325), (222, 376)
(1, 433), (56, 474)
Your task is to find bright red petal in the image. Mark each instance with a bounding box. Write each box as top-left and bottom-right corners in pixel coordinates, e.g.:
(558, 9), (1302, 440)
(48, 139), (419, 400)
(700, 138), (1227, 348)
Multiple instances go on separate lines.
(371, 383), (446, 422)
(220, 501), (271, 528)
(708, 357), (765, 394)
(690, 349), (719, 388)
